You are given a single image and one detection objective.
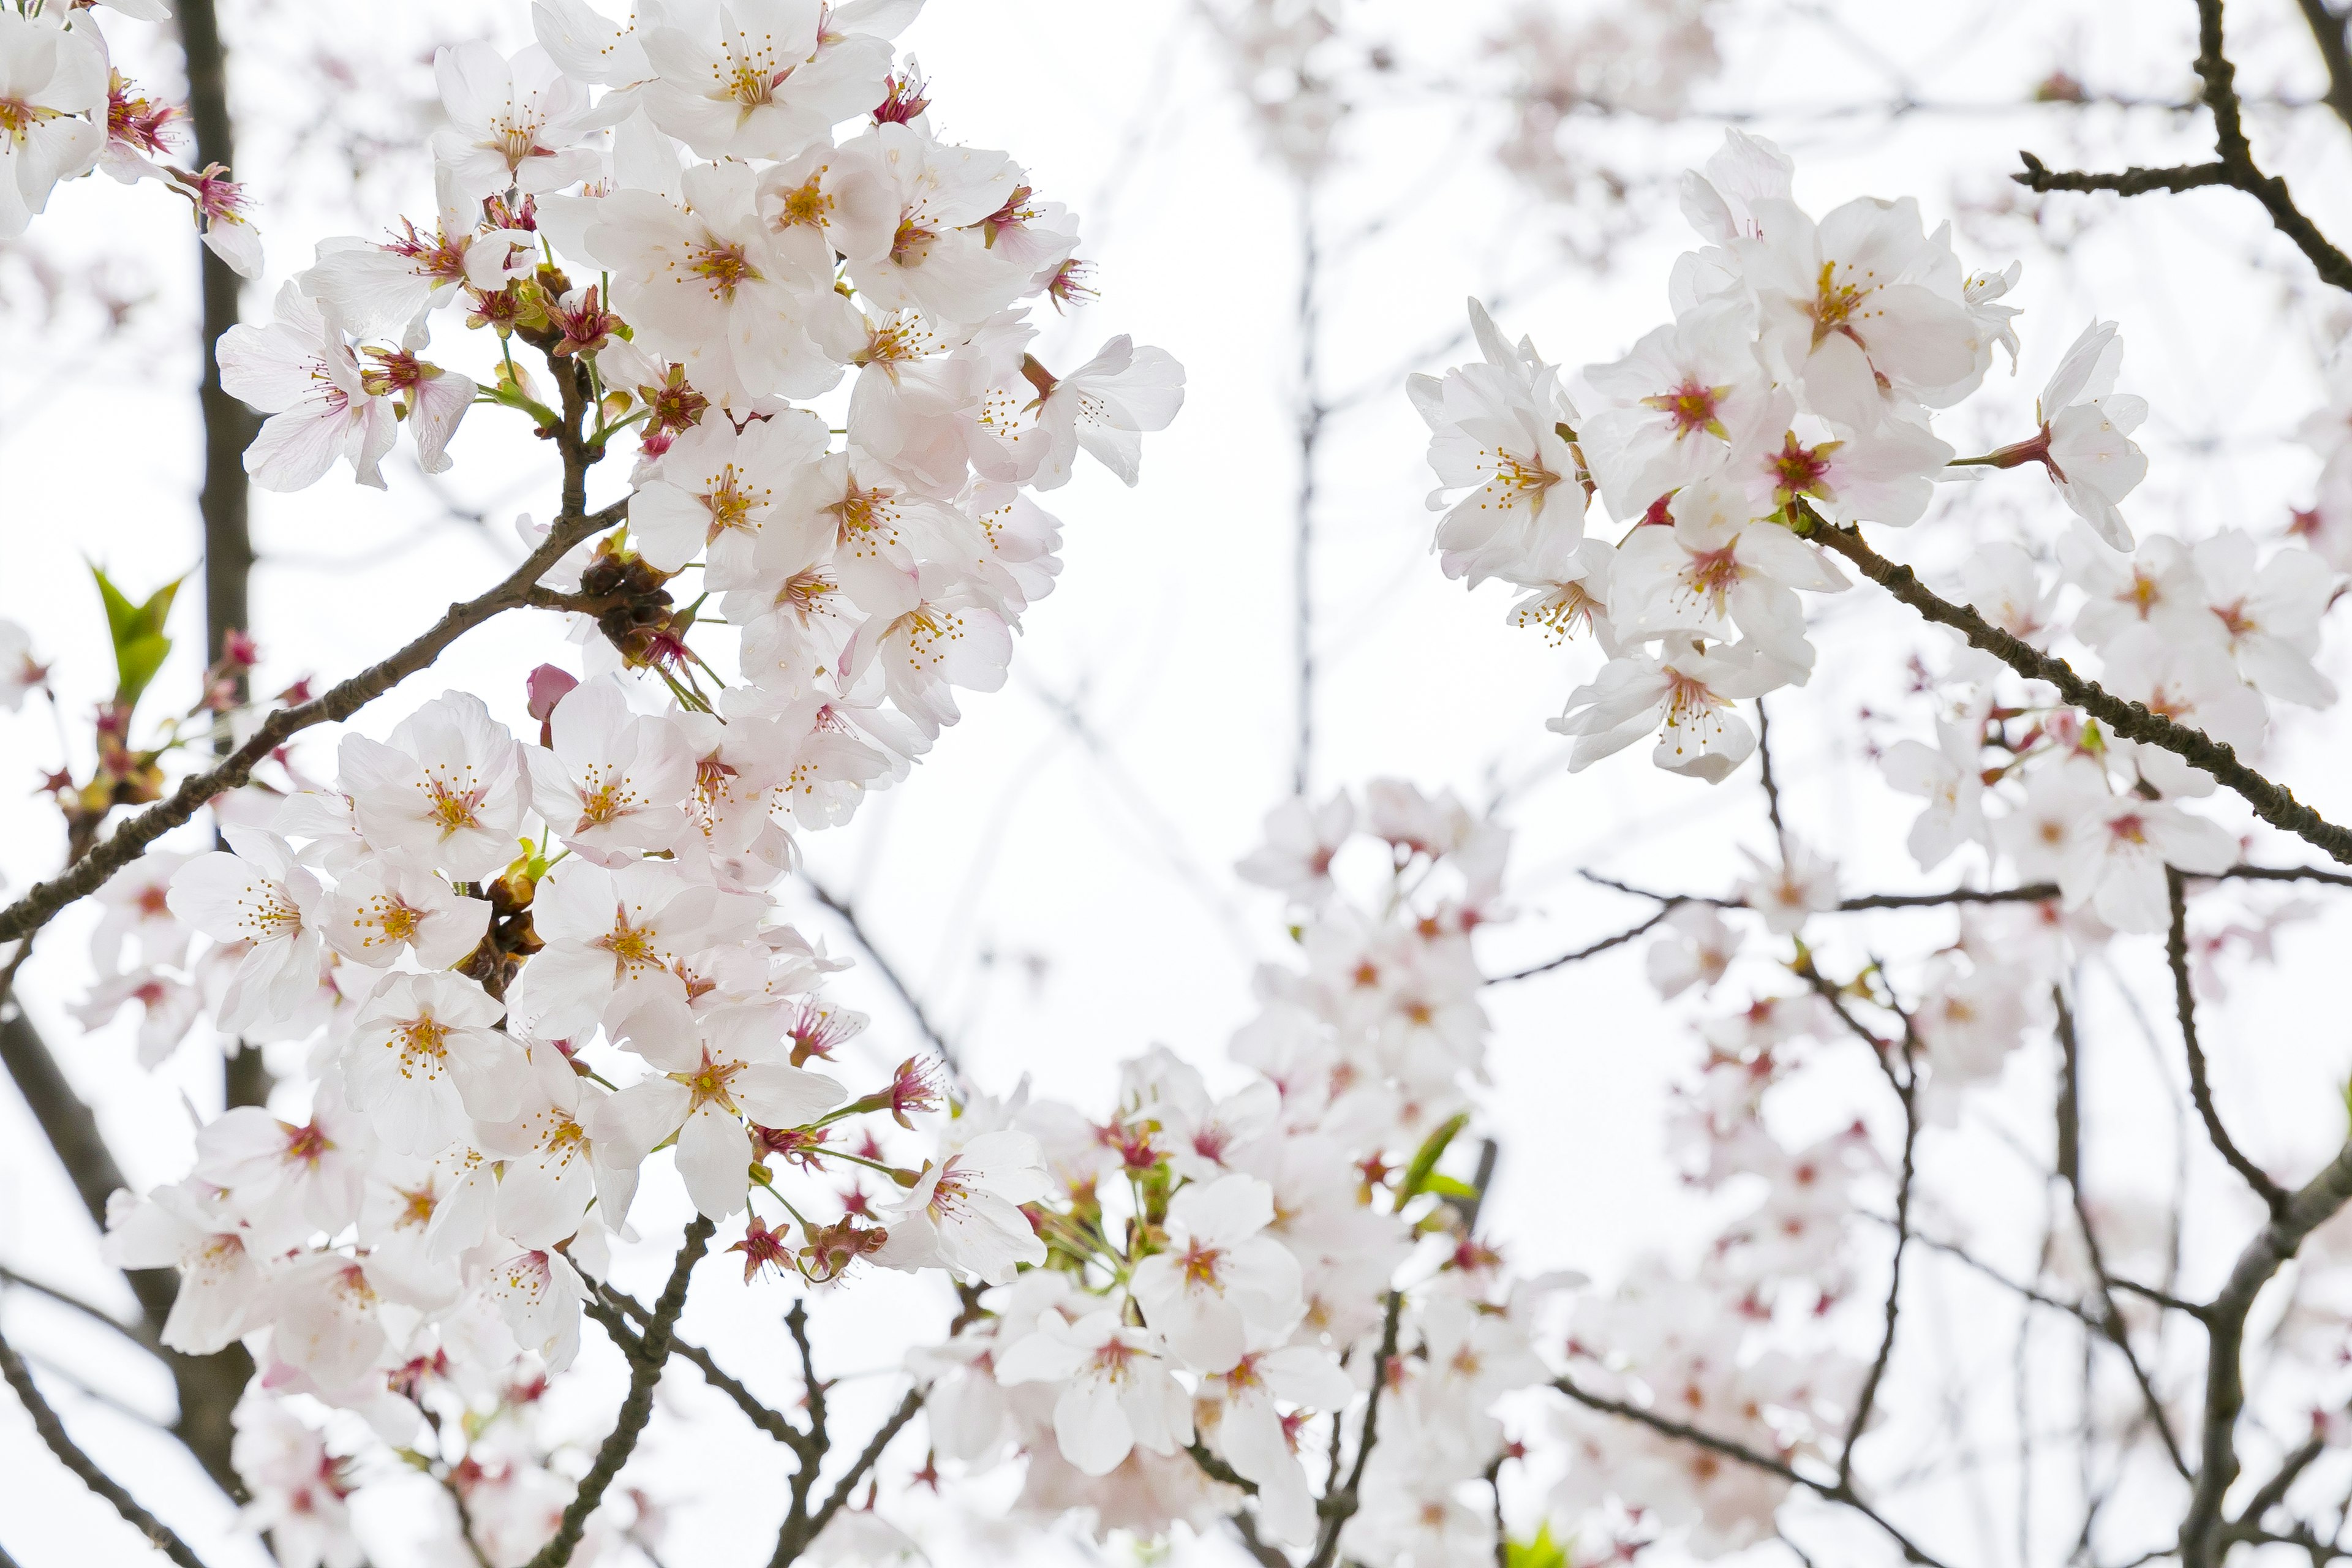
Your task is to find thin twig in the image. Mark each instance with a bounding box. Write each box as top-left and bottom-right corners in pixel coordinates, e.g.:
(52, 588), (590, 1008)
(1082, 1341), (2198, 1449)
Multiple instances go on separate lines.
(587, 1286), (804, 1448)
(2168, 867), (2290, 1215)
(2053, 990), (2195, 1480)
(1487, 908), (1675, 983)
(801, 879), (959, 1077)
(0, 1322), (209, 1568)
(524, 1216), (715, 1568)
(1553, 1376), (1951, 1567)
(0, 1265), (157, 1354)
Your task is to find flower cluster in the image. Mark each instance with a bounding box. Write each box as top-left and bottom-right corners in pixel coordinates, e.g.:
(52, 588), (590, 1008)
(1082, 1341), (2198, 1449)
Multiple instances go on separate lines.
(57, 6), (1184, 1558)
(889, 782), (1554, 1562)
(1419, 130), (2337, 935)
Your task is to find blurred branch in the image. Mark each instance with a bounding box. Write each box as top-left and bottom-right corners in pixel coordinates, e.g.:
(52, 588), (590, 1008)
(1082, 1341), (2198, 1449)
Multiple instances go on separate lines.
(0, 1322), (209, 1568)
(1303, 1289), (1403, 1568)
(2053, 989), (2193, 1480)
(2166, 868), (2288, 1215)
(1553, 1375), (1950, 1567)
(525, 1216), (712, 1568)
(2015, 0), (2352, 295)
(1811, 518), (2352, 869)
(800, 878), (959, 1077)
(0, 1264), (156, 1354)
(1294, 185), (1322, 799)
(2293, 0), (2352, 132)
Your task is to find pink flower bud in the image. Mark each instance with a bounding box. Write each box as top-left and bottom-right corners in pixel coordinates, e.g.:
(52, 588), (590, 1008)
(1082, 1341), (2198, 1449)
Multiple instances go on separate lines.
(526, 665), (578, 723)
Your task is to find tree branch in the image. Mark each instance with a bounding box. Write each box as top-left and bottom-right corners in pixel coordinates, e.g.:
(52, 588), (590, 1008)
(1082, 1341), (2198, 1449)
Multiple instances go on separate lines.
(0, 1322), (208, 1568)
(0, 1265), (157, 1354)
(1811, 521), (2352, 867)
(1552, 1376), (1951, 1567)
(2168, 868), (2290, 1215)
(767, 1385), (925, 1567)
(586, 1285), (804, 1449)
(525, 1215), (714, 1568)
(1487, 908), (1675, 984)
(0, 500), (623, 949)
(1305, 1289), (1403, 1568)
(2052, 989), (2194, 1479)
(2294, 0), (2352, 132)
(2182, 1136), (2352, 1566)
(2015, 0), (2352, 295)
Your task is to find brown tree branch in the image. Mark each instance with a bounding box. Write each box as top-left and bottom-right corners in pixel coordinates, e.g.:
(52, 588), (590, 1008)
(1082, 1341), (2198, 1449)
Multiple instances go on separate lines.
(586, 1286), (805, 1449)
(2015, 0), (2352, 295)
(2182, 1137), (2352, 1566)
(524, 1216), (714, 1568)
(800, 880), (960, 1077)
(2168, 868), (2290, 1216)
(767, 1385), (925, 1567)
(1810, 521), (2352, 867)
(0, 499), (623, 950)
(1487, 908), (1675, 983)
(0, 1322), (209, 1568)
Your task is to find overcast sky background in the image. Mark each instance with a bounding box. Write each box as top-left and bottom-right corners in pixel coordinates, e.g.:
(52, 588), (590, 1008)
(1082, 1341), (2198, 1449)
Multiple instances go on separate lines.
(9, 1), (2352, 1564)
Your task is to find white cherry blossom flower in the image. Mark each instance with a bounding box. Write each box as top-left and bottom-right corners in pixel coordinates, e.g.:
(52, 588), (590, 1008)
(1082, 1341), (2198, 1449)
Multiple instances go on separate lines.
(1880, 718), (1989, 870)
(322, 864), (492, 970)
(336, 690), (530, 880)
(1128, 1174), (1302, 1373)
(630, 407), (831, 578)
(1409, 298), (1586, 587)
(872, 1129), (1050, 1285)
(429, 42), (601, 202)
(525, 675), (695, 861)
(1609, 477), (1847, 676)
(993, 1309), (1194, 1476)
(217, 283), (397, 492)
(0, 12), (106, 239)
(342, 971), (530, 1155)
(605, 996), (845, 1217)
(167, 826), (328, 1034)
(103, 1183), (266, 1354)
(2059, 796), (2237, 933)
(1551, 636), (1783, 783)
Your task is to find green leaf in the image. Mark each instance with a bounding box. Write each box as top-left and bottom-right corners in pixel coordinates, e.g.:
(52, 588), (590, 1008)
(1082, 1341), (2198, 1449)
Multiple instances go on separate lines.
(1396, 1110), (1469, 1202)
(88, 564), (186, 715)
(1506, 1523), (1571, 1568)
(1419, 1172), (1479, 1200)
(115, 632), (172, 713)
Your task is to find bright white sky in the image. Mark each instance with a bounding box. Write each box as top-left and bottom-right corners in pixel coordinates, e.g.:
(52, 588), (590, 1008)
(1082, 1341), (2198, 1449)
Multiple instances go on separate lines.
(8, 1), (2352, 1564)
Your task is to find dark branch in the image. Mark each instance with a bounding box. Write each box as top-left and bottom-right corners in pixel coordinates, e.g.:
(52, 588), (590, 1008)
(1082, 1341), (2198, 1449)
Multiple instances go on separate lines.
(2015, 0), (2352, 295)
(2182, 1135), (2352, 1566)
(1487, 908), (1674, 983)
(2168, 868), (2290, 1215)
(587, 1286), (804, 1449)
(1811, 521), (2352, 867)
(0, 1322), (209, 1568)
(525, 1216), (714, 1568)
(767, 1386), (926, 1567)
(0, 500), (624, 949)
